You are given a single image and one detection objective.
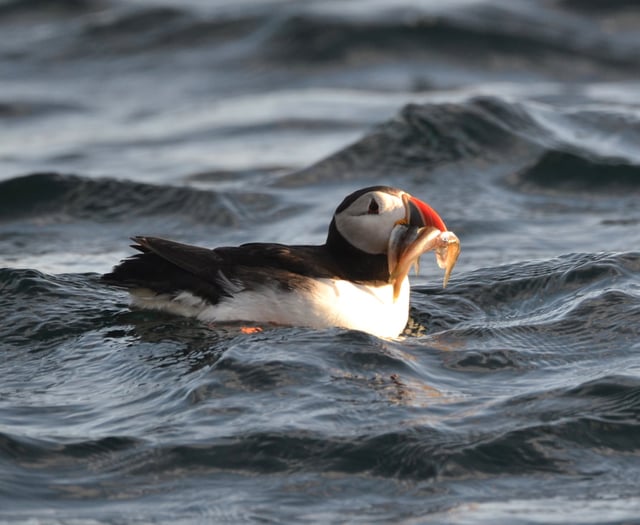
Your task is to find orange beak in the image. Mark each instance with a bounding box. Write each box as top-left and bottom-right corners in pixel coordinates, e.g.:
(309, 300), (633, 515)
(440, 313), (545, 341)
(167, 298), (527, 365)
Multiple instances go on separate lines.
(404, 193), (447, 231)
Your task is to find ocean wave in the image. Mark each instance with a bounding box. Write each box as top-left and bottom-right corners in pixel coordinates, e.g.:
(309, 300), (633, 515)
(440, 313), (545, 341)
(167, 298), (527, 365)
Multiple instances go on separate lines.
(5, 0), (639, 78)
(557, 0), (640, 12)
(281, 96), (543, 185)
(0, 99), (84, 120)
(17, 373), (635, 484)
(1, 372), (638, 487)
(0, 0), (101, 17)
(76, 6), (262, 56)
(162, 373), (640, 479)
(413, 252), (640, 365)
(266, 8), (639, 70)
(283, 95), (640, 192)
(510, 150), (640, 194)
(0, 172), (271, 225)
(501, 374), (640, 450)
(0, 268), (118, 350)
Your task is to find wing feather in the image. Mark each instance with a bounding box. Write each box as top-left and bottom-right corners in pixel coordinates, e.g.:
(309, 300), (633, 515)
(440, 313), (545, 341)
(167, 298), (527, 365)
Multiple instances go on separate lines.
(101, 236), (339, 305)
(102, 237), (232, 303)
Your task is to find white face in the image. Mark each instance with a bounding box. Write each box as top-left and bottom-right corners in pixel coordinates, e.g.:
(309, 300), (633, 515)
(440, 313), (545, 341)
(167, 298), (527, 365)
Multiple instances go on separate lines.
(334, 189), (406, 254)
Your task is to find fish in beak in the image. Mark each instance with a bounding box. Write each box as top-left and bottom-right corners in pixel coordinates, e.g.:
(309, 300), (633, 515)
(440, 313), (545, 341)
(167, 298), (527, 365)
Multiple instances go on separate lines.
(388, 193), (460, 300)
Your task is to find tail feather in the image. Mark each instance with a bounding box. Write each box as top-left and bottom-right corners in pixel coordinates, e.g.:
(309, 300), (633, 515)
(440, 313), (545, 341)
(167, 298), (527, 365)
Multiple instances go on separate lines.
(101, 239), (227, 303)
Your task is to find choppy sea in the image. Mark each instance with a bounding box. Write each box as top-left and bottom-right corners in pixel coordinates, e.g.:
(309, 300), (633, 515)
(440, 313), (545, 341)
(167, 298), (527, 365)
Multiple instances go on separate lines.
(1, 0), (640, 523)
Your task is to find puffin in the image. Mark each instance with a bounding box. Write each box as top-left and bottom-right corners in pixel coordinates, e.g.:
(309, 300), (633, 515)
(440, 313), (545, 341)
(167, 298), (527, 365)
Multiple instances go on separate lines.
(102, 186), (460, 338)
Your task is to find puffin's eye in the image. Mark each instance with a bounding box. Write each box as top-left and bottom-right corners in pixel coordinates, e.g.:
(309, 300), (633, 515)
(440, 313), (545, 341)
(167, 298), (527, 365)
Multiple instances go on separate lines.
(367, 198), (379, 214)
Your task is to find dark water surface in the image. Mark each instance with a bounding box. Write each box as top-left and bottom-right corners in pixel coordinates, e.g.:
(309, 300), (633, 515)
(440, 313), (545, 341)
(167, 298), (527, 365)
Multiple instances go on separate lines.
(2, 1), (640, 523)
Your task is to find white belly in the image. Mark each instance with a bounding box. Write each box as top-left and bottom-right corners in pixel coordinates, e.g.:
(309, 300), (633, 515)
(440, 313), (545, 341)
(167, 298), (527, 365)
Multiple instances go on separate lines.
(130, 277), (411, 339)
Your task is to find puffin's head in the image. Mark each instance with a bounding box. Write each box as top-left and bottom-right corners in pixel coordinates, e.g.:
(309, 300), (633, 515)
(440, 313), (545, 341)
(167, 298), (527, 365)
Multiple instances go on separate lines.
(332, 186), (446, 255)
(328, 186), (459, 295)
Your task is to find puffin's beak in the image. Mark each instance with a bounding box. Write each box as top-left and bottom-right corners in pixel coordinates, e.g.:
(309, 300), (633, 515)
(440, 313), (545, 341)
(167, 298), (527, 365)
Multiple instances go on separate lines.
(404, 193), (447, 231)
(388, 193), (460, 300)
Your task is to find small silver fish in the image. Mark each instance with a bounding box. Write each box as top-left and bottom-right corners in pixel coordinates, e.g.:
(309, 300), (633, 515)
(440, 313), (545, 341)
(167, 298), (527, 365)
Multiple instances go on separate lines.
(387, 223), (460, 299)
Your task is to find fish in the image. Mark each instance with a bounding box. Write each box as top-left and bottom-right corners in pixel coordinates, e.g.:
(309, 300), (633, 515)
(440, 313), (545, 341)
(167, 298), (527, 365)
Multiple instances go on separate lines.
(387, 200), (460, 300)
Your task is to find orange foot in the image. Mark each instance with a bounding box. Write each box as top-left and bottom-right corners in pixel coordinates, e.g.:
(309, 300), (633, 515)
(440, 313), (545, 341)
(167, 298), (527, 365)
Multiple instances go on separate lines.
(240, 326), (263, 334)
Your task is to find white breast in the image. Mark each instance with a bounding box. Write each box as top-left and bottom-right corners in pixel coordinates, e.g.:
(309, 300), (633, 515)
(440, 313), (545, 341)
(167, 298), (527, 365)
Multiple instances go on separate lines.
(130, 277), (411, 339)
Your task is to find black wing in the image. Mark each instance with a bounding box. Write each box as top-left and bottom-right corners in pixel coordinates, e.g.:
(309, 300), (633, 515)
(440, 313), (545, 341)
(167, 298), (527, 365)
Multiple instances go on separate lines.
(102, 236), (234, 303)
(101, 236), (340, 305)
